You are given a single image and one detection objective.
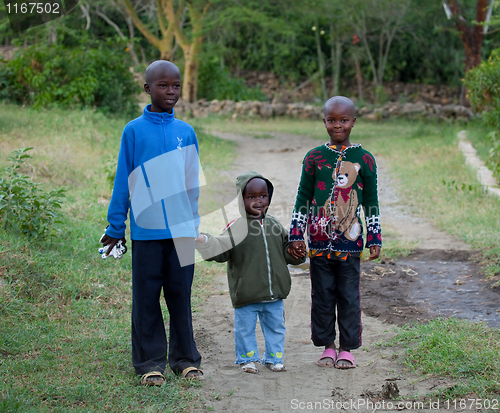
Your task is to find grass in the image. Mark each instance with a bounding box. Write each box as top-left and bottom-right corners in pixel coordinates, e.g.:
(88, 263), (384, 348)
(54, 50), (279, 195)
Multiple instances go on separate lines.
(465, 119), (496, 165)
(2, 103), (500, 408)
(383, 318), (500, 401)
(0, 102), (235, 412)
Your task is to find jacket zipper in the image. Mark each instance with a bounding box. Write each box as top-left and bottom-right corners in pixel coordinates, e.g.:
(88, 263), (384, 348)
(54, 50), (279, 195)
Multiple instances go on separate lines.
(260, 220), (273, 297)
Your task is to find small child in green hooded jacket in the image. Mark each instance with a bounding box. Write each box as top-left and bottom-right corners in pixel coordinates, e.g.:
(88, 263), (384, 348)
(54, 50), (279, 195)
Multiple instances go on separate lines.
(196, 171), (305, 374)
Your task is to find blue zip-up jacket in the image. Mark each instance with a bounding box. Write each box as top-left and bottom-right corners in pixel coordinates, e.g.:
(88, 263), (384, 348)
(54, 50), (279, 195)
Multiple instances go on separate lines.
(105, 105), (200, 240)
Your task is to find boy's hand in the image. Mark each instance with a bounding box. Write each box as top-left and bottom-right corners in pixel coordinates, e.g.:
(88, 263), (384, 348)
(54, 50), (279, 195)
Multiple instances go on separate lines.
(100, 234), (126, 256)
(368, 245), (381, 260)
(288, 241), (306, 259)
(195, 234), (207, 244)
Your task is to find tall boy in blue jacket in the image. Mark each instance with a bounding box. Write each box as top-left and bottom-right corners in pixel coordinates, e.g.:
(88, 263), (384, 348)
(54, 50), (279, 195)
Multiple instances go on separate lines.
(100, 60), (203, 385)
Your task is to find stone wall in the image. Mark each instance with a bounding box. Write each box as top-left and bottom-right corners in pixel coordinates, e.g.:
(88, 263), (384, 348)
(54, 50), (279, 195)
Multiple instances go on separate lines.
(237, 70), (463, 106)
(175, 99), (474, 122)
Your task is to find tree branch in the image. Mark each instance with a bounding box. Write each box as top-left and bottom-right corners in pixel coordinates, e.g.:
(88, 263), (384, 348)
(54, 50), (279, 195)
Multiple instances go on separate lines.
(115, 0), (161, 49)
(79, 3), (91, 30)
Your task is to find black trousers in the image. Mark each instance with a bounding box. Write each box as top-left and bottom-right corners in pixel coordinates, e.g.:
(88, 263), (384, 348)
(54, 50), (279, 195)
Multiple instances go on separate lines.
(131, 238), (201, 375)
(309, 255), (362, 350)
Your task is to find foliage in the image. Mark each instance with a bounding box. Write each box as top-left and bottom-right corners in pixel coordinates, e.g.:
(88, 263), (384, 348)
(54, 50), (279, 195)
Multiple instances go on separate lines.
(197, 57), (267, 101)
(348, 0), (411, 89)
(486, 131), (500, 179)
(0, 44), (141, 117)
(384, 0), (465, 86)
(3, 0), (500, 104)
(0, 147), (66, 239)
(103, 155), (118, 190)
(464, 47), (500, 179)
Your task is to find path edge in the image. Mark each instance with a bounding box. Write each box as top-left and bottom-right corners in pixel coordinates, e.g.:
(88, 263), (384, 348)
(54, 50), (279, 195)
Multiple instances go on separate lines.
(457, 130), (500, 199)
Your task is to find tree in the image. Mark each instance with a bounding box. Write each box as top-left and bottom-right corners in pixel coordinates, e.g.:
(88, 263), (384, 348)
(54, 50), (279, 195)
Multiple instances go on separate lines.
(349, 0), (411, 92)
(115, 0), (176, 61)
(169, 0), (211, 102)
(115, 0), (211, 102)
(88, 1), (141, 65)
(445, 0), (491, 71)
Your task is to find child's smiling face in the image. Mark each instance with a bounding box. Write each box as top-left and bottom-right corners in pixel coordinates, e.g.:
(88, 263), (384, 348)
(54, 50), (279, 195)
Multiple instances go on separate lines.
(243, 178), (269, 219)
(144, 63), (181, 113)
(323, 100), (356, 147)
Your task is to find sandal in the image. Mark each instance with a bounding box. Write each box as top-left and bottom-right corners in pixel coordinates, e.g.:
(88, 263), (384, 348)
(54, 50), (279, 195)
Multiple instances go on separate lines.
(266, 363), (287, 372)
(140, 371), (165, 386)
(316, 348), (337, 367)
(181, 366), (204, 380)
(335, 351), (356, 369)
(240, 361), (259, 374)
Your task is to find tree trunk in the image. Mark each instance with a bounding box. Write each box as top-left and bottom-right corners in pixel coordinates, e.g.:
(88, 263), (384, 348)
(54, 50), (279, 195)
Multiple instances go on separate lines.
(174, 2), (210, 102)
(94, 9), (140, 65)
(182, 39), (202, 102)
(353, 55), (363, 101)
(449, 0), (488, 72)
(330, 24), (341, 97)
(314, 21), (328, 101)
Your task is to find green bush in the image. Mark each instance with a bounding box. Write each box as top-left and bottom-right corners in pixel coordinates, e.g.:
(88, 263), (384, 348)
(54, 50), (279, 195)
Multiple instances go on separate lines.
(0, 148), (66, 239)
(103, 154), (117, 190)
(464, 48), (500, 179)
(0, 45), (141, 117)
(197, 58), (268, 102)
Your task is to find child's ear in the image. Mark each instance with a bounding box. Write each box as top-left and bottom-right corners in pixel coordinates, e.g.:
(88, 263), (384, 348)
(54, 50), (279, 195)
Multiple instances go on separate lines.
(144, 83), (151, 94)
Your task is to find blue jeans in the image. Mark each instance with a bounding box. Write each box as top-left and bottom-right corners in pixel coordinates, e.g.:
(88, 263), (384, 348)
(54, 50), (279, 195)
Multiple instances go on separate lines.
(234, 300), (285, 365)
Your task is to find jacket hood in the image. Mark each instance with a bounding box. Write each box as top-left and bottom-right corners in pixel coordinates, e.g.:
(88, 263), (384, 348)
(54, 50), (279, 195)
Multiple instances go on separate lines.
(235, 171), (274, 217)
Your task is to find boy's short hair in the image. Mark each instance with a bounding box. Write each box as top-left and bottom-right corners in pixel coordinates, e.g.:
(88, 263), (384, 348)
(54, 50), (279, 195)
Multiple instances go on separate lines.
(323, 96), (355, 117)
(144, 60), (180, 84)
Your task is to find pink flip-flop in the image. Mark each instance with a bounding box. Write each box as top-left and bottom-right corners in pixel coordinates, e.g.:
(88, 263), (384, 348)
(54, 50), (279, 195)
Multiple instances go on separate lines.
(335, 351), (356, 369)
(316, 348), (337, 367)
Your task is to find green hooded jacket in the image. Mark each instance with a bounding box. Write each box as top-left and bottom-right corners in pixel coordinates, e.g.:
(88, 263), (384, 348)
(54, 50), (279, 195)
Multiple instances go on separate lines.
(196, 171), (305, 308)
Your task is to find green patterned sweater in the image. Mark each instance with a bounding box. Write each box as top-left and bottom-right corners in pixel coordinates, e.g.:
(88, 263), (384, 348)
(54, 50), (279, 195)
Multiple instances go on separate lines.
(289, 143), (382, 253)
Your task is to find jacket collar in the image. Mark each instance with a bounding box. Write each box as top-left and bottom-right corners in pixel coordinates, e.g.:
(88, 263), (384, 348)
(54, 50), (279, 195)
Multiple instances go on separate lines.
(143, 104), (175, 124)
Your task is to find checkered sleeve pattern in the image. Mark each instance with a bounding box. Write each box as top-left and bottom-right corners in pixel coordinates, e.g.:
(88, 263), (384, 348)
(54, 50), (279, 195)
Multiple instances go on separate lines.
(289, 211), (308, 241)
(365, 214), (382, 248)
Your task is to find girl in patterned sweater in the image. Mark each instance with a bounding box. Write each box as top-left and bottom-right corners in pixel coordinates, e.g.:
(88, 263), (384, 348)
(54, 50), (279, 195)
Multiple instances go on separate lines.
(288, 96), (382, 369)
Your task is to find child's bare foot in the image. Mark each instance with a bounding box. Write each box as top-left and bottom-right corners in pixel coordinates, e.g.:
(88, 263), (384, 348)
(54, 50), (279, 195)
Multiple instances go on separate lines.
(316, 346), (337, 367)
(335, 349), (356, 369)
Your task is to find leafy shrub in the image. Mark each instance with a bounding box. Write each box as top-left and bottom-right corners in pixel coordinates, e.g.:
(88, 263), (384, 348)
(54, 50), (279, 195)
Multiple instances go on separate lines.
(464, 49), (500, 179)
(486, 131), (500, 179)
(0, 148), (66, 239)
(197, 58), (267, 102)
(0, 45), (141, 117)
(103, 154), (117, 190)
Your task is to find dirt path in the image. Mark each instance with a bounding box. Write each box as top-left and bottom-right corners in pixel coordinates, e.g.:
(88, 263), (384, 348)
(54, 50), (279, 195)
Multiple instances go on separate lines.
(192, 132), (497, 412)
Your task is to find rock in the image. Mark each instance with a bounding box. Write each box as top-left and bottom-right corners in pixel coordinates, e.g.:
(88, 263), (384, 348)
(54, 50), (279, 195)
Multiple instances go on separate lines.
(272, 102), (288, 116)
(259, 103), (274, 118)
